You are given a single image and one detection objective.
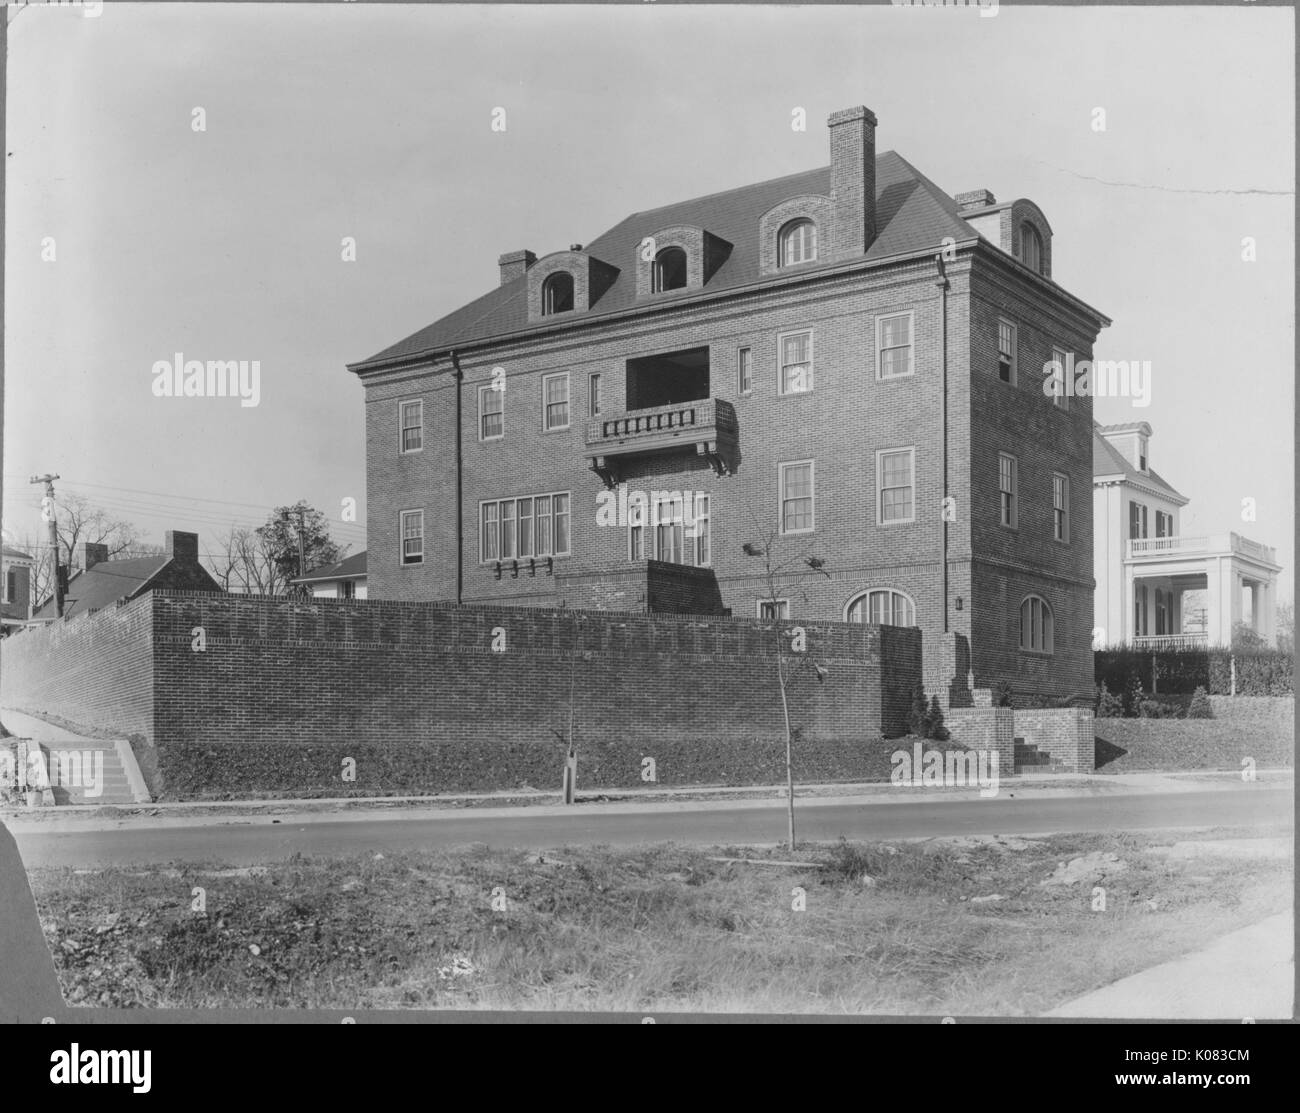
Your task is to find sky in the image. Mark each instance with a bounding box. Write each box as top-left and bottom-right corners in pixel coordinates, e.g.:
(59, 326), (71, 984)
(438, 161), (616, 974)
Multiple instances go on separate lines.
(3, 3), (1294, 598)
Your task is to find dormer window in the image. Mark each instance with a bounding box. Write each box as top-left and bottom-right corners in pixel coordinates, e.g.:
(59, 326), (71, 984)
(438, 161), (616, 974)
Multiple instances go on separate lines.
(1020, 223), (1043, 274)
(541, 271), (574, 315)
(1139, 436), (1148, 471)
(651, 247), (688, 293)
(778, 219), (817, 267)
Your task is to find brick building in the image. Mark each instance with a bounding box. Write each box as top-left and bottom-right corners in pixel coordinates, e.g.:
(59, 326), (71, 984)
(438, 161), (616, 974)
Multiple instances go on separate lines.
(348, 106), (1111, 702)
(1, 546), (35, 634)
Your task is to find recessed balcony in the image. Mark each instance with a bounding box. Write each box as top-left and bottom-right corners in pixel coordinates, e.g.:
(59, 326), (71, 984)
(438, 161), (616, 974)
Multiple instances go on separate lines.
(584, 398), (738, 488)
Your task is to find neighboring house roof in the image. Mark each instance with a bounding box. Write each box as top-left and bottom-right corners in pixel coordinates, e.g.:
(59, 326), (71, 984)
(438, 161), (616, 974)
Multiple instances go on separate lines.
(31, 556), (172, 621)
(291, 550), (367, 584)
(1092, 423), (1187, 504)
(351, 152), (1011, 369)
(2, 547), (34, 562)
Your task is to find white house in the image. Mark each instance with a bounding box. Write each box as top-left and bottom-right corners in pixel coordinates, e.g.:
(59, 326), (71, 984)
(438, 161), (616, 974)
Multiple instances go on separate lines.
(290, 551), (367, 599)
(1092, 422), (1281, 648)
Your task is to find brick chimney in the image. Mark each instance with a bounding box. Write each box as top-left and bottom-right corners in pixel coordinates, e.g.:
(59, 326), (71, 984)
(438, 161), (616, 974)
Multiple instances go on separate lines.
(827, 106), (878, 259)
(954, 189), (997, 211)
(498, 249), (536, 286)
(165, 530), (199, 563)
(73, 541), (109, 573)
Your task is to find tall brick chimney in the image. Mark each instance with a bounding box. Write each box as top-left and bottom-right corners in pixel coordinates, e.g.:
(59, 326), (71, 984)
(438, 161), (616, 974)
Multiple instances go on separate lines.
(498, 249), (536, 286)
(165, 530), (199, 563)
(827, 106), (878, 259)
(73, 541), (109, 573)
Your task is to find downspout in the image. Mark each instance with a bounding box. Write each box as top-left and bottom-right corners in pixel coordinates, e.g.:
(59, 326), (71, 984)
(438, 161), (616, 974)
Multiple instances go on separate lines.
(450, 350), (465, 605)
(935, 253), (950, 635)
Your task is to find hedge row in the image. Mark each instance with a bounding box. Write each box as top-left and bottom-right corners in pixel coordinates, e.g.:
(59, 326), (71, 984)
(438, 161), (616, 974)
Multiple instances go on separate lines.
(142, 734), (980, 800)
(1095, 648), (1294, 696)
(1093, 718), (1294, 773)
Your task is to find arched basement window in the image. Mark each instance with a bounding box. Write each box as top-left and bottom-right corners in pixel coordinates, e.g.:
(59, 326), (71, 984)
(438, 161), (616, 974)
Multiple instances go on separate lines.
(846, 589), (915, 627)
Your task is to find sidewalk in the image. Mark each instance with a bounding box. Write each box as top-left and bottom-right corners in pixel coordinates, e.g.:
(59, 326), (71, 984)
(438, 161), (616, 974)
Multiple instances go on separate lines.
(3, 706), (1291, 831)
(1, 708), (109, 745)
(1044, 910), (1294, 1020)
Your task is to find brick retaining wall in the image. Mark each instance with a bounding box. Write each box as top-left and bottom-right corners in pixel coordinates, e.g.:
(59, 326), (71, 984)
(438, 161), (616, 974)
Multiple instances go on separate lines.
(2, 590), (922, 798)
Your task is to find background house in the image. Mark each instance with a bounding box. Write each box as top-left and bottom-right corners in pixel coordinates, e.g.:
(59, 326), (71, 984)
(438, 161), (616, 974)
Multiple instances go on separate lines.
(290, 551), (367, 599)
(30, 530), (221, 621)
(1, 546), (35, 634)
(1092, 421), (1281, 647)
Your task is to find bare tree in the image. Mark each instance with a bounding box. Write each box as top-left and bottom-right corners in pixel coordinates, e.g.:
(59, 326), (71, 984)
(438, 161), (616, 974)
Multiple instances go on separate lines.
(740, 503), (831, 851)
(207, 526), (291, 596)
(19, 494), (159, 609)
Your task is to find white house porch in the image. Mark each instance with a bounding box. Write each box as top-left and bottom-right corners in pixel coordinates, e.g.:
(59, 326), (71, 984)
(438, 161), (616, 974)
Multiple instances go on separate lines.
(1123, 533), (1281, 648)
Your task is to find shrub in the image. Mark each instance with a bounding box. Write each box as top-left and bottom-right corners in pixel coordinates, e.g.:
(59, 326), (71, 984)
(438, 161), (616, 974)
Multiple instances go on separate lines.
(908, 686), (929, 737)
(1186, 687), (1214, 719)
(926, 695), (949, 741)
(992, 679), (1014, 708)
(1123, 673), (1146, 718)
(1095, 682), (1123, 718)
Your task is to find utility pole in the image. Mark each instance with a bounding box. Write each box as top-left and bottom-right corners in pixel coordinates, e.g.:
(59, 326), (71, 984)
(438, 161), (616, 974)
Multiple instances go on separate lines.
(282, 506), (307, 592)
(30, 474), (62, 618)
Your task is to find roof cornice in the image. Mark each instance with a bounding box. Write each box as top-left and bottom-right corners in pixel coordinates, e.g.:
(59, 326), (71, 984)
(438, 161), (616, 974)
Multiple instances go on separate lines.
(347, 240), (984, 378)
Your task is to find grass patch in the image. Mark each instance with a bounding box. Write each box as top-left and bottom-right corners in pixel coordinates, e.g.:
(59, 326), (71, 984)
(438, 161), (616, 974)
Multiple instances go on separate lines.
(27, 827), (1291, 1015)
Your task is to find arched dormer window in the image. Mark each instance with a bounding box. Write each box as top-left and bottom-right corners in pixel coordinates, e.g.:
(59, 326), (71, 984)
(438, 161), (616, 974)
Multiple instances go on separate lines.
(846, 589), (915, 627)
(1020, 223), (1043, 274)
(651, 247), (688, 293)
(1019, 594), (1053, 654)
(778, 219), (817, 267)
(541, 271), (574, 315)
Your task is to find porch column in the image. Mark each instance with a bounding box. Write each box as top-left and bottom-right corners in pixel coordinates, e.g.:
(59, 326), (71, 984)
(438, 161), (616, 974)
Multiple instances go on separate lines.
(1122, 563), (1136, 645)
(1260, 578), (1276, 644)
(1205, 557), (1223, 646)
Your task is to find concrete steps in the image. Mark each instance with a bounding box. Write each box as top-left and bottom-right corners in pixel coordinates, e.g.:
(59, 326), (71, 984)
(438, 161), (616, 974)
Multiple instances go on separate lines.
(6, 739), (144, 806)
(1014, 738), (1071, 776)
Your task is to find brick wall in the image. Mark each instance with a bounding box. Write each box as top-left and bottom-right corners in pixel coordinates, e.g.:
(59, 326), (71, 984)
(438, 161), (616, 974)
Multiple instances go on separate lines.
(0, 590), (920, 797)
(1012, 707), (1095, 772)
(556, 559), (728, 615)
(0, 595), (155, 740)
(945, 706), (1015, 776)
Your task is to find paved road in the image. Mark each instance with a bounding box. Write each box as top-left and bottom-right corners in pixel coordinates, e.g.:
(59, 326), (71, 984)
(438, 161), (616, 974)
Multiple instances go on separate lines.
(8, 786), (1291, 868)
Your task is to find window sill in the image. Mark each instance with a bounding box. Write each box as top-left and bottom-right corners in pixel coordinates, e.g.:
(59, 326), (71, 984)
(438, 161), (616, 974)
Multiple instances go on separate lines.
(1018, 648), (1054, 658)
